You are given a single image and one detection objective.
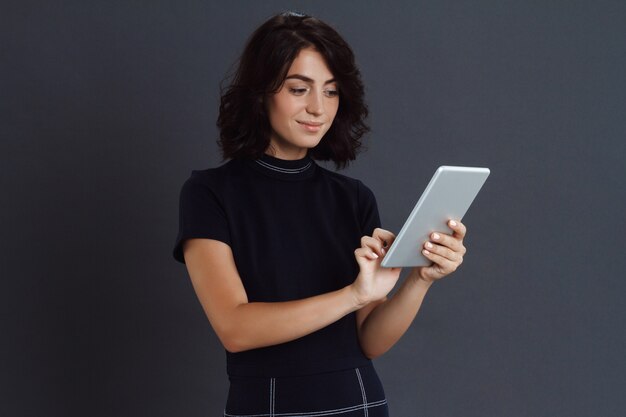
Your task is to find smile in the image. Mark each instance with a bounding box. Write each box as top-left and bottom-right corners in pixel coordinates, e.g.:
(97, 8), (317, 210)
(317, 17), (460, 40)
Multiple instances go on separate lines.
(297, 121), (323, 132)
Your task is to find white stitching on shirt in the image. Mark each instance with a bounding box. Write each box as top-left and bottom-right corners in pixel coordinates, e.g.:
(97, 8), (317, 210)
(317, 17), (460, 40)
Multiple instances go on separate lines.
(255, 159), (312, 174)
(269, 377), (276, 417)
(224, 398), (387, 417)
(355, 369), (368, 417)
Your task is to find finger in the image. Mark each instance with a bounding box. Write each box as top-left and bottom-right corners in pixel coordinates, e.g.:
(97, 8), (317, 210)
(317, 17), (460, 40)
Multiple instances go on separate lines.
(448, 220), (467, 239)
(430, 232), (465, 254)
(372, 228), (396, 249)
(424, 240), (462, 263)
(361, 235), (385, 257)
(422, 248), (459, 273)
(355, 246), (380, 260)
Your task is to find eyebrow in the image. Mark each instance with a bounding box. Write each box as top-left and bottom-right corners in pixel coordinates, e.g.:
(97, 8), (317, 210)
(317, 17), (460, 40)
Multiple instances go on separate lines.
(284, 74), (336, 85)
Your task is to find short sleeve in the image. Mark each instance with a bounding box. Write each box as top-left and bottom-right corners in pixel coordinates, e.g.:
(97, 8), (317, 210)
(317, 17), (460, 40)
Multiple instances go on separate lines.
(172, 175), (231, 264)
(357, 180), (381, 236)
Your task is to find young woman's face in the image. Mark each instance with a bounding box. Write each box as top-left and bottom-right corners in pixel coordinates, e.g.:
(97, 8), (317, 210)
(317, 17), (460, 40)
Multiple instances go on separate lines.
(266, 47), (339, 159)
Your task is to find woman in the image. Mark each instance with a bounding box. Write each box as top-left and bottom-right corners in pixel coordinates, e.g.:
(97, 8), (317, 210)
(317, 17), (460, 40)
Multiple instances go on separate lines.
(173, 11), (467, 416)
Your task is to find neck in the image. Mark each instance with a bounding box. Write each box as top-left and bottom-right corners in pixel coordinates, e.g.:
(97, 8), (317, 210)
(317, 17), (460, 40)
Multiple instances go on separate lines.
(265, 144), (308, 160)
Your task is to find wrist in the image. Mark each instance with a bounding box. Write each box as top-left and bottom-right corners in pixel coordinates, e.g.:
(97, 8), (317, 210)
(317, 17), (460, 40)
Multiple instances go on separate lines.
(347, 283), (369, 310)
(410, 268), (435, 288)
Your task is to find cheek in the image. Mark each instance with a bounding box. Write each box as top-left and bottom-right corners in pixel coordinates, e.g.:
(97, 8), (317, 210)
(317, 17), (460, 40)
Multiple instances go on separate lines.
(270, 96), (301, 125)
(328, 99), (340, 121)
(267, 98), (285, 126)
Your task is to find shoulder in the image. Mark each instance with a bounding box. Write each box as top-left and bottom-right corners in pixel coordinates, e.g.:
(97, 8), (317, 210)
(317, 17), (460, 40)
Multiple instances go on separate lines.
(187, 159), (238, 181)
(315, 164), (369, 190)
(316, 164), (376, 202)
(180, 159), (241, 191)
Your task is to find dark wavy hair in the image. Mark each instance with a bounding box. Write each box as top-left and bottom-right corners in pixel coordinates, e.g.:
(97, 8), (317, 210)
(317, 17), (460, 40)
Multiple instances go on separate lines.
(217, 11), (370, 170)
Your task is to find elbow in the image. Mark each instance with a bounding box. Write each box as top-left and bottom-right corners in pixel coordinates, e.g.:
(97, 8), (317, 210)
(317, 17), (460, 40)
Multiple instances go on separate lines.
(210, 307), (252, 353)
(362, 347), (386, 360)
(365, 352), (382, 360)
(359, 339), (389, 359)
(215, 324), (251, 353)
(222, 339), (245, 354)
(220, 337), (250, 353)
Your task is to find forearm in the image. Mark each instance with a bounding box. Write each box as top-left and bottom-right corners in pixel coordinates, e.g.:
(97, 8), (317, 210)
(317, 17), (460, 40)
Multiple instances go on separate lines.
(358, 269), (433, 358)
(221, 285), (361, 353)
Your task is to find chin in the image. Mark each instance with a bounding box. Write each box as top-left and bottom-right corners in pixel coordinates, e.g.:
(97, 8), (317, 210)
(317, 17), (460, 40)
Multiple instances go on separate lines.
(307, 140), (324, 149)
(296, 137), (324, 149)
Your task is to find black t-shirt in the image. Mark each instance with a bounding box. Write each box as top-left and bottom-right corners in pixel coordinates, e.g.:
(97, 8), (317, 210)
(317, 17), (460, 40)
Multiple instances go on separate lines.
(173, 152), (381, 377)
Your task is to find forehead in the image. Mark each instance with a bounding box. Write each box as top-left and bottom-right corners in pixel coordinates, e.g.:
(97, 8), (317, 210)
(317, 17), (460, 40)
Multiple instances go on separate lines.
(285, 47), (334, 81)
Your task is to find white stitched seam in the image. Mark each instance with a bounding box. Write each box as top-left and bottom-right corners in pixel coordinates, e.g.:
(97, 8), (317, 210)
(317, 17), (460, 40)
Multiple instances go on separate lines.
(255, 159), (312, 173)
(224, 399), (387, 417)
(272, 378), (276, 417)
(269, 378), (275, 417)
(355, 369), (368, 417)
(256, 159), (312, 173)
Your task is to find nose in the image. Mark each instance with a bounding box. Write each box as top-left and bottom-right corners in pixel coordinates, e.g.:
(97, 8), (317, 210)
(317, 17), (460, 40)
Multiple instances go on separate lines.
(306, 89), (324, 116)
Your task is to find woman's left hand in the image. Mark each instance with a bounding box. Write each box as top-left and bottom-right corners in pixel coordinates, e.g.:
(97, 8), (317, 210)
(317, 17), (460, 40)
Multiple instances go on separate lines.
(414, 219), (467, 283)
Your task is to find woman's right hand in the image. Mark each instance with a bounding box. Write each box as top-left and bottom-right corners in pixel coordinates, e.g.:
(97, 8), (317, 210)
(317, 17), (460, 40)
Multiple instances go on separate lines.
(351, 228), (402, 307)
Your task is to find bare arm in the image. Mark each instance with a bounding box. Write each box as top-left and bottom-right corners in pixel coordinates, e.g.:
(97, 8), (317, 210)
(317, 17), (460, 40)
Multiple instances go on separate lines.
(183, 238), (364, 353)
(186, 218), (466, 358)
(355, 221), (467, 358)
(356, 269), (433, 358)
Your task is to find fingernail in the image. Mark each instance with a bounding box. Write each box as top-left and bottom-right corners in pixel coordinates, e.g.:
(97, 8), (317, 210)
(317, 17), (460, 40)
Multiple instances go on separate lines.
(423, 249), (430, 255)
(372, 252), (379, 258)
(450, 220), (457, 227)
(381, 248), (386, 255)
(432, 233), (440, 240)
(425, 242), (433, 249)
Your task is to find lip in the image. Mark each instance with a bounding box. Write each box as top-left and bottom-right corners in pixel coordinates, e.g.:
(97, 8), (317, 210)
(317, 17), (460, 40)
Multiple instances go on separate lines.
(297, 120), (324, 132)
(297, 121), (324, 126)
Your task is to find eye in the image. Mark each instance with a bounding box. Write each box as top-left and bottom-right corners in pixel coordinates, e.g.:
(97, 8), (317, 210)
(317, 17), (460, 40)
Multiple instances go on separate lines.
(289, 87), (308, 95)
(324, 89), (339, 98)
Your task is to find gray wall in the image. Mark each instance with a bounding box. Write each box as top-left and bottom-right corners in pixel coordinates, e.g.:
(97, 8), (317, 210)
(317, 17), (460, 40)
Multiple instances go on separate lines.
(2, 1), (625, 416)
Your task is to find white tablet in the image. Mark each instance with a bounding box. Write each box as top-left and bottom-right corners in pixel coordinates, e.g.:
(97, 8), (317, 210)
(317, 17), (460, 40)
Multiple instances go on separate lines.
(380, 166), (490, 268)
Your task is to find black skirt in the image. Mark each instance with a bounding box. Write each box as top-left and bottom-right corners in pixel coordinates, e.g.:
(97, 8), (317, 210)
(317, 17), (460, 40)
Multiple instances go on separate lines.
(224, 362), (389, 417)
